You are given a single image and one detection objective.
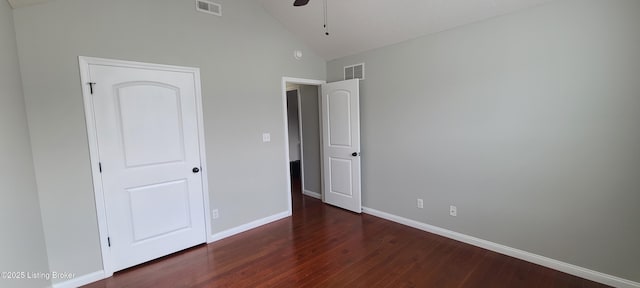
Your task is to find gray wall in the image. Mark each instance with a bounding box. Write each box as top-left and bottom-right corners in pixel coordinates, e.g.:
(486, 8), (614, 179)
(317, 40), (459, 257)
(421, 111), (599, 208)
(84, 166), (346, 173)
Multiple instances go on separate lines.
(287, 90), (301, 161)
(0, 1), (50, 287)
(299, 85), (321, 195)
(12, 0), (325, 282)
(328, 0), (640, 282)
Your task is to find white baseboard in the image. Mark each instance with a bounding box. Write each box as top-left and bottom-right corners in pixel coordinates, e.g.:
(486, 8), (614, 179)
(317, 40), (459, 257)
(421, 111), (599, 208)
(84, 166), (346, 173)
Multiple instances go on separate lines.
(362, 207), (639, 288)
(302, 190), (321, 199)
(51, 212), (291, 287)
(52, 270), (105, 288)
(209, 211), (291, 243)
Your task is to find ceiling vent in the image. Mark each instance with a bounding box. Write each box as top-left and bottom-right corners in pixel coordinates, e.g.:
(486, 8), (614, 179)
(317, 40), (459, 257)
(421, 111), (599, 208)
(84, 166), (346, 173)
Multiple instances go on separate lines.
(344, 63), (365, 80)
(196, 0), (222, 16)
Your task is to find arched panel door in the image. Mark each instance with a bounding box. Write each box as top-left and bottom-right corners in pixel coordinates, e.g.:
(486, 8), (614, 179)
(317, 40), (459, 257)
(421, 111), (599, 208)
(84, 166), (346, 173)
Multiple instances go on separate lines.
(321, 79), (361, 213)
(89, 63), (206, 272)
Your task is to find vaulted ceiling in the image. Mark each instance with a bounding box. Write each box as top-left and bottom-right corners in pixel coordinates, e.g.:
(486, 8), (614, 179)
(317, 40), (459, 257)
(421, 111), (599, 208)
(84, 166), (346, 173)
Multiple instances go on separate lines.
(259, 0), (558, 60)
(8, 0), (558, 60)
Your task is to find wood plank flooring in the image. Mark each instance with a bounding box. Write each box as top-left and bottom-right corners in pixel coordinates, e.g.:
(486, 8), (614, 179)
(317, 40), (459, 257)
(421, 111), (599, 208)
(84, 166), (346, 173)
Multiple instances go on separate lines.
(84, 180), (609, 288)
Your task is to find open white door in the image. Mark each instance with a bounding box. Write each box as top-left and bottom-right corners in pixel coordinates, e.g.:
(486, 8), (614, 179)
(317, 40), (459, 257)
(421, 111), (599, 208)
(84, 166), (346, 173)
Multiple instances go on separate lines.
(321, 79), (361, 213)
(85, 59), (207, 272)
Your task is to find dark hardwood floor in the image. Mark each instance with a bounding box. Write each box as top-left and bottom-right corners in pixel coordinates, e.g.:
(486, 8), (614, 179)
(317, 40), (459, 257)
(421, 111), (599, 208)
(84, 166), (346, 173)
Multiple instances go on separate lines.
(84, 179), (608, 288)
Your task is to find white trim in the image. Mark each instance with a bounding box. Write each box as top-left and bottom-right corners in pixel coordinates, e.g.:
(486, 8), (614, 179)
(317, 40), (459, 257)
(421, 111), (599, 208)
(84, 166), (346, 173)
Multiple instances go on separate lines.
(281, 77), (325, 216)
(282, 83), (292, 216)
(193, 67), (214, 244)
(52, 270), (106, 288)
(78, 56), (213, 275)
(71, 211), (288, 287)
(302, 190), (321, 199)
(210, 211), (290, 242)
(317, 89), (325, 202)
(362, 207), (640, 288)
(78, 57), (114, 277)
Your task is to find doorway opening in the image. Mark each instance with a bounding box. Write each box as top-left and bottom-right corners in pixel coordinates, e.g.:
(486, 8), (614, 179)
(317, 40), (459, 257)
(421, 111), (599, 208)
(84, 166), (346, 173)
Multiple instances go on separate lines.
(283, 78), (325, 213)
(287, 89), (302, 182)
(282, 77), (362, 215)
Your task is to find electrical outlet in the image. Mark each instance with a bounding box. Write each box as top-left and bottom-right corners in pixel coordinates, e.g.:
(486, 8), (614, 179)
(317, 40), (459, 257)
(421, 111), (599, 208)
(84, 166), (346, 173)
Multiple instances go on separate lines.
(262, 133), (271, 143)
(449, 205), (457, 217)
(417, 199), (424, 209)
(212, 209), (219, 219)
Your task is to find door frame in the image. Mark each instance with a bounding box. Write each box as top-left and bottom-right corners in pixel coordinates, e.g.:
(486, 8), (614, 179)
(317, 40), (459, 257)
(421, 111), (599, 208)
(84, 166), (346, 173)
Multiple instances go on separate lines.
(79, 56), (213, 277)
(282, 77), (325, 214)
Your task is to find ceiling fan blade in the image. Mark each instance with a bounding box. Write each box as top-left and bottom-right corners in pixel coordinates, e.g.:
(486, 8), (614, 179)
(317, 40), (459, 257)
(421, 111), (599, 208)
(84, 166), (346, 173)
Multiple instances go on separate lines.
(293, 0), (310, 7)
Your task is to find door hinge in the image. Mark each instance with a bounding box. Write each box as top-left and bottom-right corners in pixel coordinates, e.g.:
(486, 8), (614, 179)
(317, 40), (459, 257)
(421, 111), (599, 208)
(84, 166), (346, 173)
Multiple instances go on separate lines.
(99, 162), (102, 173)
(107, 237), (111, 247)
(88, 82), (96, 95)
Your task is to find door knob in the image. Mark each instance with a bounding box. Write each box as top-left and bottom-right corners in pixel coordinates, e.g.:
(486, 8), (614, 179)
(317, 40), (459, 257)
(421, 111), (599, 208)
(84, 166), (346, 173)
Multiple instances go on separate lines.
(352, 152), (359, 157)
(192, 167), (200, 173)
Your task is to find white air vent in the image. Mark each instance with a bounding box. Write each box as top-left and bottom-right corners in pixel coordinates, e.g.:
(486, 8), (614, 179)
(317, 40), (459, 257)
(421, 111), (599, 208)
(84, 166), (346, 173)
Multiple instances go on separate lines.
(196, 0), (222, 16)
(344, 63), (365, 80)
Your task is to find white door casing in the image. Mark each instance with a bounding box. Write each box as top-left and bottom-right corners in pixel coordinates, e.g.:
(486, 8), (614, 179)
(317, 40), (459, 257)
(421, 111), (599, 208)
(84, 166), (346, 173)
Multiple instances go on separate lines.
(79, 57), (211, 275)
(281, 77), (326, 215)
(321, 79), (362, 213)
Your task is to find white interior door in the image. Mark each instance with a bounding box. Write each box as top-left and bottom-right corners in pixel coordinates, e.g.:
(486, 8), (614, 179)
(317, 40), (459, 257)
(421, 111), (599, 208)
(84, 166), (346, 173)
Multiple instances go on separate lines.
(321, 79), (361, 213)
(89, 63), (206, 272)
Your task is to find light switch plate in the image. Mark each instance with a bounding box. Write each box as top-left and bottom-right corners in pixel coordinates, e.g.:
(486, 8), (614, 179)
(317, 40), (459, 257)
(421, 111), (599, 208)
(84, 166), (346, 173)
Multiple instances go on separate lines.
(262, 133), (271, 142)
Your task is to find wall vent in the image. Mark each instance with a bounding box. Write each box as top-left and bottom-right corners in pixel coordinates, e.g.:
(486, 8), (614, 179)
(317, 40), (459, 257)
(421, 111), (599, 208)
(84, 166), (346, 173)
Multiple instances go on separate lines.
(196, 0), (222, 16)
(344, 63), (365, 80)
